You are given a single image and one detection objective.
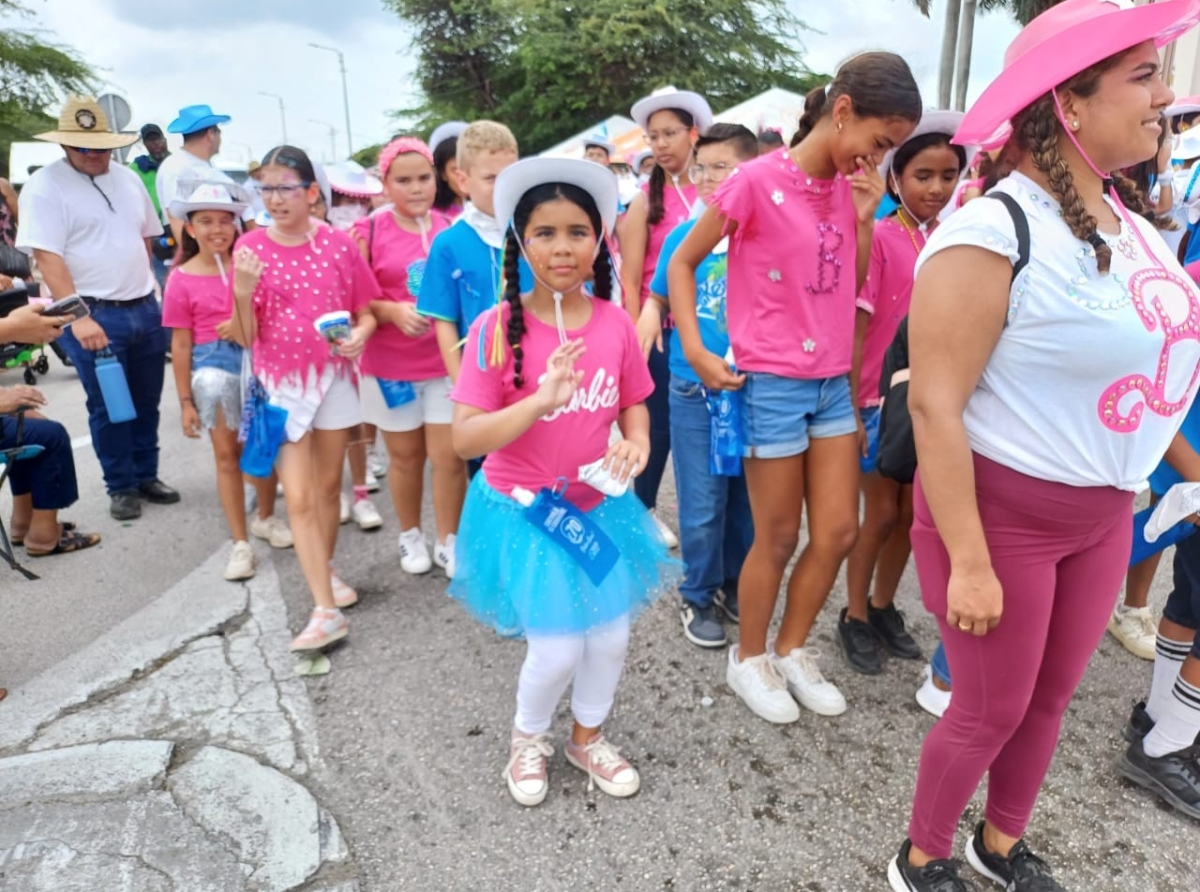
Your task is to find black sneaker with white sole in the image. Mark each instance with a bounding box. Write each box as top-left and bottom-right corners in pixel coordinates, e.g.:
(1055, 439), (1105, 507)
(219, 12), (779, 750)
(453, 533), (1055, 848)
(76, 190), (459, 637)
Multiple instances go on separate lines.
(965, 822), (1066, 891)
(1120, 699), (1200, 746)
(680, 602), (727, 648)
(888, 840), (977, 892)
(1118, 738), (1200, 821)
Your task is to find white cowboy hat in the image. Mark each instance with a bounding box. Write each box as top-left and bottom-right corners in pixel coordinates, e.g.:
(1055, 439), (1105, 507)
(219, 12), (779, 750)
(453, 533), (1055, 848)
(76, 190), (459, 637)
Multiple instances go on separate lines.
(35, 95), (139, 150)
(167, 178), (252, 220)
(583, 135), (617, 157)
(1173, 128), (1200, 162)
(429, 121), (469, 154)
(495, 158), (619, 235)
(326, 160), (384, 198)
(631, 87), (713, 133)
(880, 109), (978, 181)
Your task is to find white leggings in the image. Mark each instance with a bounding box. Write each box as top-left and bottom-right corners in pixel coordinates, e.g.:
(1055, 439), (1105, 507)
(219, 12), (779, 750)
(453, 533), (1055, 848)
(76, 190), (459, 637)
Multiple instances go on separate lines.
(514, 615), (631, 735)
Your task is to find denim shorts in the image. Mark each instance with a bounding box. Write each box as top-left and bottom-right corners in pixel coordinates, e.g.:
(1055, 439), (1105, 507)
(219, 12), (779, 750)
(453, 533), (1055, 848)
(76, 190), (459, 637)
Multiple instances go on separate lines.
(740, 372), (856, 459)
(191, 339), (243, 376)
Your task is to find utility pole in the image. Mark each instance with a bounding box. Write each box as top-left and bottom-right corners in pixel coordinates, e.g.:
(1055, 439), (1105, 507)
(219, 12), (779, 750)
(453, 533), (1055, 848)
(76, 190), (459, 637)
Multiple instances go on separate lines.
(309, 43), (353, 157)
(309, 120), (339, 163)
(258, 92), (287, 144)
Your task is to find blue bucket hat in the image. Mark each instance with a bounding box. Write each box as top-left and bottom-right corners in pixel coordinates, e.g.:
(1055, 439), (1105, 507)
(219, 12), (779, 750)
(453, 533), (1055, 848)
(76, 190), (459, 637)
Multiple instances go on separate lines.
(167, 104), (231, 136)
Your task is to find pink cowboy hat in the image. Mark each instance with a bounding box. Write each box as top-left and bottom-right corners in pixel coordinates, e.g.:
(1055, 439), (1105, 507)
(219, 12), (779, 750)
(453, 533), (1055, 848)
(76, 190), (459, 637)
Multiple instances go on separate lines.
(956, 0), (1200, 148)
(1167, 95), (1200, 118)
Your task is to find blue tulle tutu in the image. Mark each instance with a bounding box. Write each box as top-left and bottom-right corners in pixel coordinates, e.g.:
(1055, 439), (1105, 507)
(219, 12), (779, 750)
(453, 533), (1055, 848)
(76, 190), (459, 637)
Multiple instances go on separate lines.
(449, 472), (682, 638)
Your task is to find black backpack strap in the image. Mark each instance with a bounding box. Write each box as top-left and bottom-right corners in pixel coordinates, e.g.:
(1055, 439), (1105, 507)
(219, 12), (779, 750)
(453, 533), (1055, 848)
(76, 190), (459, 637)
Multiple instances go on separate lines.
(988, 192), (1030, 284)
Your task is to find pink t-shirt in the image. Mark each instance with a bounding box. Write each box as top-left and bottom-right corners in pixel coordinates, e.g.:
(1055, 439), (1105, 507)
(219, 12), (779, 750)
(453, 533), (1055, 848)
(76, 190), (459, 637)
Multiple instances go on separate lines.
(236, 224), (379, 389)
(640, 177), (696, 299)
(856, 217), (925, 407)
(452, 298), (655, 511)
(162, 268), (230, 346)
(354, 210), (450, 382)
(714, 148), (858, 379)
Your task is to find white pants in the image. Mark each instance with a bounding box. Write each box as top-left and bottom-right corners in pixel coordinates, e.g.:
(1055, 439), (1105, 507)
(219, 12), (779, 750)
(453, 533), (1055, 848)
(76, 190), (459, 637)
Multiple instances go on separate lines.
(514, 615), (631, 734)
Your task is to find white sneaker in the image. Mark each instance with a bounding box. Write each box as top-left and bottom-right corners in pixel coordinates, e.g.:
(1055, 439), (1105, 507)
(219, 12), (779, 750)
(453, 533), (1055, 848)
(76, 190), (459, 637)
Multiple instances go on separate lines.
(367, 449), (389, 479)
(352, 498), (383, 531)
(364, 468), (381, 493)
(915, 665), (952, 719)
(771, 645), (847, 716)
(339, 492), (351, 525)
(224, 540), (256, 581)
(243, 483), (258, 515)
(398, 527), (433, 574)
(1107, 605), (1157, 661)
(250, 515), (294, 549)
(726, 645), (800, 724)
(434, 534), (457, 579)
(650, 510), (679, 549)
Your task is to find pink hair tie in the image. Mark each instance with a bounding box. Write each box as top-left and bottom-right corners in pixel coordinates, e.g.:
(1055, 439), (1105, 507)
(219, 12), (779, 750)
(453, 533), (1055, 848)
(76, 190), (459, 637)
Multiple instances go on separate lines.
(378, 136), (434, 179)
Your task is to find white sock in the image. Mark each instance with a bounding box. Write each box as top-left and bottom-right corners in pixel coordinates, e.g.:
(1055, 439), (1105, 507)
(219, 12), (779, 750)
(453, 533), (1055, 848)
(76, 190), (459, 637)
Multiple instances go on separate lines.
(1144, 674), (1200, 758)
(1146, 634), (1191, 723)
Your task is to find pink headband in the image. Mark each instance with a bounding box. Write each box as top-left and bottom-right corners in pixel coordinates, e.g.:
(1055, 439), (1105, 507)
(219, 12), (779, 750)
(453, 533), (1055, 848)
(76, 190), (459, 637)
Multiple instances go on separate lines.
(378, 137), (434, 180)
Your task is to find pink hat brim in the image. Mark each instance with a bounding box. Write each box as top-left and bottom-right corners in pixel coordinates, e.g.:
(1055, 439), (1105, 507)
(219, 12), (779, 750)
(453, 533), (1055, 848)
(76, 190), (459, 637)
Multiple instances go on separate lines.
(956, 0), (1200, 147)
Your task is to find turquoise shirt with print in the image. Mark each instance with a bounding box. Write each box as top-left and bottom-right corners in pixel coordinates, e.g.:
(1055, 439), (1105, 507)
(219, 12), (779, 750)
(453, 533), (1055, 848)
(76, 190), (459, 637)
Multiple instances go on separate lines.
(416, 219), (532, 338)
(649, 218), (730, 384)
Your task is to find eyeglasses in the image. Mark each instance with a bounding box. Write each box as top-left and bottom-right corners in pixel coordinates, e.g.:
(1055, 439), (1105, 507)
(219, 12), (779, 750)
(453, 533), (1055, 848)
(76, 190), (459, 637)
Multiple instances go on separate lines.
(68, 147), (112, 156)
(259, 183), (311, 199)
(644, 128), (688, 146)
(688, 163), (737, 183)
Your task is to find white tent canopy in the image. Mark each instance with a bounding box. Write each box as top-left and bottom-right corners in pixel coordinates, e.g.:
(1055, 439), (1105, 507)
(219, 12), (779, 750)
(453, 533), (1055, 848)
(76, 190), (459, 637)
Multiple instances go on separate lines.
(540, 115), (640, 160)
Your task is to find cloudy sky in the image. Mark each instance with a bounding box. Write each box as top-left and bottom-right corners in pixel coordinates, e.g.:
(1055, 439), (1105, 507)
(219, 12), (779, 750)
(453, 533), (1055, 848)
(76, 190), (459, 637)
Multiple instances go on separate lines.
(20, 0), (1021, 167)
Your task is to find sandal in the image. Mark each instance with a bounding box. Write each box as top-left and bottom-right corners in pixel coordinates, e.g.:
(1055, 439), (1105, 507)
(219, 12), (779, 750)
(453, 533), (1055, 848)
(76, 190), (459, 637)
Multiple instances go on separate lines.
(26, 526), (101, 557)
(12, 520), (75, 547)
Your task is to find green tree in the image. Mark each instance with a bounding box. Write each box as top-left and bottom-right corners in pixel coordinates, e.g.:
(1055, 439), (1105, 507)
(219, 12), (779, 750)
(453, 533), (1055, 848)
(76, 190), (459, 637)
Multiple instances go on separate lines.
(385, 0), (823, 154)
(0, 0), (96, 177)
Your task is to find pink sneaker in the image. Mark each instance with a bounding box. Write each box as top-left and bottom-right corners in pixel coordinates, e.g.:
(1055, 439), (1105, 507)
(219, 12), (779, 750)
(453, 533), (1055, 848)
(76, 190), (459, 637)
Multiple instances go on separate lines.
(505, 730), (553, 807)
(565, 733), (640, 798)
(289, 607), (348, 652)
(331, 572), (358, 608)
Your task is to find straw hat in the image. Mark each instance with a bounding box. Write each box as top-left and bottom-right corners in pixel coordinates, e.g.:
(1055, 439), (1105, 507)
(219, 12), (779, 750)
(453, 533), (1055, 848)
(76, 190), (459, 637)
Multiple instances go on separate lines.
(34, 95), (138, 150)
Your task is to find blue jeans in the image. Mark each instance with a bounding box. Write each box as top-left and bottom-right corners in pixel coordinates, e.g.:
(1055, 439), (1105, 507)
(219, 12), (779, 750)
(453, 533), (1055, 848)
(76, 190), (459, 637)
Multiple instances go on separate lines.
(668, 375), (754, 608)
(59, 296), (167, 494)
(635, 332), (670, 511)
(930, 641), (951, 687)
(0, 414), (78, 510)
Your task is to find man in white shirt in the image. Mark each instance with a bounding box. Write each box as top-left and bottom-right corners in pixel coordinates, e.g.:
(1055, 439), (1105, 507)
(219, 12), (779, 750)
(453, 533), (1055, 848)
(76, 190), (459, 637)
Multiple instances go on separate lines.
(155, 104), (252, 244)
(16, 96), (180, 521)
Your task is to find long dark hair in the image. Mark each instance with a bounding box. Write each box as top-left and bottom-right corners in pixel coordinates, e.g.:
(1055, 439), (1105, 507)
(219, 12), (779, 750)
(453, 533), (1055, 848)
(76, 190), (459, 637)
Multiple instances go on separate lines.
(887, 132), (966, 201)
(502, 182), (613, 388)
(646, 108), (695, 226)
(433, 136), (460, 212)
(792, 52), (922, 146)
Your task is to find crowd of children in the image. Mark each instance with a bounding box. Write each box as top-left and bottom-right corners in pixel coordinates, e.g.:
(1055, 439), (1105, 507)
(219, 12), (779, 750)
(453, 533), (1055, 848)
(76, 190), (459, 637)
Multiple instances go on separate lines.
(146, 3), (1200, 887)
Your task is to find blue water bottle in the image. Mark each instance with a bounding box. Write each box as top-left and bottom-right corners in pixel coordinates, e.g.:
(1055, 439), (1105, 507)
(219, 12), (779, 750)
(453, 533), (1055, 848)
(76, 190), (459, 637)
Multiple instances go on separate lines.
(95, 349), (137, 423)
(705, 350), (744, 477)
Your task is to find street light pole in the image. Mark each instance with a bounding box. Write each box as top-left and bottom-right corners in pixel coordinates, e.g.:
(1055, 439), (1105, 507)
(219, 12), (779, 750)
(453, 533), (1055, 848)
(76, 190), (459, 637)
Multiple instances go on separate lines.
(309, 43), (353, 157)
(309, 119), (339, 163)
(258, 91), (287, 144)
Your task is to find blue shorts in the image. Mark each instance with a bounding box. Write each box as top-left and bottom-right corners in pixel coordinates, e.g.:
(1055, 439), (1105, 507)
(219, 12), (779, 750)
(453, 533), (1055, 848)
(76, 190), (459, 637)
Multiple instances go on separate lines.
(740, 372), (856, 459)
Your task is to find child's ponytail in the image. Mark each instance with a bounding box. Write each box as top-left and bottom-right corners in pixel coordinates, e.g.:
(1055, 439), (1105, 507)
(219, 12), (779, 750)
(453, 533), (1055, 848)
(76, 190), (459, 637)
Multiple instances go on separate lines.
(503, 229), (527, 388)
(591, 238), (613, 303)
(646, 162), (668, 227)
(792, 85), (828, 146)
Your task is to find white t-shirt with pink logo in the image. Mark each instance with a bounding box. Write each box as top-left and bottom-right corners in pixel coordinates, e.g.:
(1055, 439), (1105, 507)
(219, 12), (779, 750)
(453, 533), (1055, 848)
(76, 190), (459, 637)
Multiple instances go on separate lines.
(918, 171), (1200, 491)
(452, 298), (655, 510)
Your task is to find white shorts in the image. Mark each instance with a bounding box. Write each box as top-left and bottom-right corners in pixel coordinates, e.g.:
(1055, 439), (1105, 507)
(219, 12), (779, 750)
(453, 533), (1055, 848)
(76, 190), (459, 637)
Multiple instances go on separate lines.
(269, 367), (363, 442)
(360, 374), (454, 433)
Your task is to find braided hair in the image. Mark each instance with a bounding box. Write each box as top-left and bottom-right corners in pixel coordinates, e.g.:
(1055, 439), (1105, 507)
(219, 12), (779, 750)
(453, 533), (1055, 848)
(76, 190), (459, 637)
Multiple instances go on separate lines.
(1007, 51), (1148, 275)
(792, 52), (921, 147)
(646, 109), (695, 226)
(503, 181), (611, 388)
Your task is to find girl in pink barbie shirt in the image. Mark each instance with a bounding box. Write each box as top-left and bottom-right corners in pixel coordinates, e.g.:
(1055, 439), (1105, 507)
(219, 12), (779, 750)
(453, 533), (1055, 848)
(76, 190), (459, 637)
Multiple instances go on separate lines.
(840, 112), (968, 678)
(449, 158), (679, 808)
(162, 179), (292, 584)
(353, 137), (464, 579)
(229, 146), (379, 653)
(668, 52), (921, 725)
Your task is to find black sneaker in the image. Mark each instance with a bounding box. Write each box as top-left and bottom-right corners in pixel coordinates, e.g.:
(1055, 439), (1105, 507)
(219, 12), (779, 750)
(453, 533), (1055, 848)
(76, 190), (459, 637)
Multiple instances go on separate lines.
(888, 840), (977, 892)
(838, 607), (883, 675)
(715, 585), (739, 623)
(109, 491), (142, 521)
(1122, 700), (1155, 744)
(965, 822), (1066, 891)
(680, 602), (727, 648)
(1118, 738), (1200, 820)
(869, 601), (923, 660)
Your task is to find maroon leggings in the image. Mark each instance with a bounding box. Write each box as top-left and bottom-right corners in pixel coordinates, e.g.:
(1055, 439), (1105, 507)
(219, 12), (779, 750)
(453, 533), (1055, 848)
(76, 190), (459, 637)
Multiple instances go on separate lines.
(907, 454), (1132, 857)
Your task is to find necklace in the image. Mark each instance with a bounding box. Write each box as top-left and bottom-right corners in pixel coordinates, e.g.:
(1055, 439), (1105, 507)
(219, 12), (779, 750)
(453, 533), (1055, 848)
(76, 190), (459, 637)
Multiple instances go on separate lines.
(895, 209), (928, 255)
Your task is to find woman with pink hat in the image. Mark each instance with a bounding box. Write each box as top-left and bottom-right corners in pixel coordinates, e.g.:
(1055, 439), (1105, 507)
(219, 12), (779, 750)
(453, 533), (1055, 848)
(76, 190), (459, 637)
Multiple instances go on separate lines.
(889, 2), (1200, 890)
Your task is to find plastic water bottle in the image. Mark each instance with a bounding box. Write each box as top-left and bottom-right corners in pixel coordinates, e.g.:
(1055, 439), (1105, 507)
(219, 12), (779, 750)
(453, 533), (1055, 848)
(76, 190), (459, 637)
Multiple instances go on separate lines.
(705, 350), (743, 477)
(95, 350), (137, 423)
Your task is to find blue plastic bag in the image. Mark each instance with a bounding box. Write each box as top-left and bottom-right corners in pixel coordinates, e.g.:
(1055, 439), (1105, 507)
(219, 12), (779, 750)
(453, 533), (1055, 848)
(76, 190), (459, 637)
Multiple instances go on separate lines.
(238, 376), (288, 478)
(704, 385), (743, 477)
